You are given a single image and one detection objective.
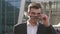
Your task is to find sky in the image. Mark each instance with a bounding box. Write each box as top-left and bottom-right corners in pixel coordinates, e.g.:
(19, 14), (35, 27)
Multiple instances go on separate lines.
(5, 0), (21, 8)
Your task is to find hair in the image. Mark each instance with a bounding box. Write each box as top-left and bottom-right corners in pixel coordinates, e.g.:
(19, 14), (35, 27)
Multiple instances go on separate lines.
(28, 2), (42, 9)
(28, 2), (42, 12)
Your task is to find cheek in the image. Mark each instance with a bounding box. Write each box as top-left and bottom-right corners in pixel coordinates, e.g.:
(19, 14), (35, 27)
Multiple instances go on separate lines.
(28, 14), (32, 16)
(28, 14), (33, 17)
(28, 13), (33, 16)
(27, 12), (31, 16)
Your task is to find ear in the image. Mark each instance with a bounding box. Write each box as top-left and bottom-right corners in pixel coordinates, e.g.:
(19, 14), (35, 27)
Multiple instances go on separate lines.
(27, 12), (30, 16)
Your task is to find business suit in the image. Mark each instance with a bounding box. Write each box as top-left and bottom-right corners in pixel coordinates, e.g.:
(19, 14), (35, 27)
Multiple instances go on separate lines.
(14, 23), (58, 34)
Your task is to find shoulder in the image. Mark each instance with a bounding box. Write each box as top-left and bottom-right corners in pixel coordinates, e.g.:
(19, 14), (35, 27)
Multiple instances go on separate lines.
(14, 23), (27, 28)
(39, 23), (53, 28)
(39, 23), (48, 28)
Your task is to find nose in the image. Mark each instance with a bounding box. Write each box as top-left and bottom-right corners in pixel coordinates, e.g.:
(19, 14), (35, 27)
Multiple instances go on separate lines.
(34, 13), (39, 16)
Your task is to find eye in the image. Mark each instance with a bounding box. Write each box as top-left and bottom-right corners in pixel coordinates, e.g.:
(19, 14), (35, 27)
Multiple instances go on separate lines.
(31, 12), (35, 14)
(37, 13), (41, 15)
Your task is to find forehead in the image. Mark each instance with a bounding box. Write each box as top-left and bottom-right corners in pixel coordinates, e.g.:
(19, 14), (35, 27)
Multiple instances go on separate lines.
(30, 8), (41, 13)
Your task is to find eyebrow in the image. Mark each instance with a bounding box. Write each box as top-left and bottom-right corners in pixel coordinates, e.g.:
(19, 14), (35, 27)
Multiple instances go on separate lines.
(32, 12), (41, 14)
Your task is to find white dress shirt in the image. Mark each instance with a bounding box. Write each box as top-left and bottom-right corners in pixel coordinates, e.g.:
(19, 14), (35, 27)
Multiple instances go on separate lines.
(27, 21), (39, 34)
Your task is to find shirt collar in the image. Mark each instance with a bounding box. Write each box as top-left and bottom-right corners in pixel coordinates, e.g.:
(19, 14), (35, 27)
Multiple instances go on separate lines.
(27, 20), (39, 27)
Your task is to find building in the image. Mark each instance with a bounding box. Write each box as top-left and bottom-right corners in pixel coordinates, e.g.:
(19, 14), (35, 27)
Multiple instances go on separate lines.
(0, 0), (20, 34)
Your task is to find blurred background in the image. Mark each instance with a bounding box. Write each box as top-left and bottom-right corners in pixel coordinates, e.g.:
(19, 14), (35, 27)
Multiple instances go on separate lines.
(0, 0), (60, 34)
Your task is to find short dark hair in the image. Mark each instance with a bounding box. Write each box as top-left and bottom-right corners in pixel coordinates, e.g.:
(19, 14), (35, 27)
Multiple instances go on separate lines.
(28, 2), (42, 10)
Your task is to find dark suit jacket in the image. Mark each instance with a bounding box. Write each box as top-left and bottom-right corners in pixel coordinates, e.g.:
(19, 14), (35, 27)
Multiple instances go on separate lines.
(14, 23), (58, 34)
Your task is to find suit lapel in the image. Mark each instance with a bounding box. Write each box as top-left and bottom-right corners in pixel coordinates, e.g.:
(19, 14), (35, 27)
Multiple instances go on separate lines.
(37, 23), (45, 34)
(23, 23), (27, 34)
(37, 23), (47, 34)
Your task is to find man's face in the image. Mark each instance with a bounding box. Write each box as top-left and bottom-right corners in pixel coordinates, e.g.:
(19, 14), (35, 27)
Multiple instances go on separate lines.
(28, 8), (41, 21)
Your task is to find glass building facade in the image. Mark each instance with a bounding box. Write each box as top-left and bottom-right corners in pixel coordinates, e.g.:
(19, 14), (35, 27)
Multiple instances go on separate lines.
(0, 0), (21, 34)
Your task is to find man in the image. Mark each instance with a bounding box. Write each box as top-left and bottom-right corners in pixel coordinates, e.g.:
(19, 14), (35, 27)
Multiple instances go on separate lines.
(14, 2), (58, 34)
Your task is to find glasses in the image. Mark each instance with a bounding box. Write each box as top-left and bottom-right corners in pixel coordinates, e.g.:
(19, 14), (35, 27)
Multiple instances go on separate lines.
(30, 12), (41, 15)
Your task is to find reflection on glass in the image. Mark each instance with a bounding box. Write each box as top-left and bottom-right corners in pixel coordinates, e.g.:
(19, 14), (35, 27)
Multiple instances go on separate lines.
(0, 0), (21, 34)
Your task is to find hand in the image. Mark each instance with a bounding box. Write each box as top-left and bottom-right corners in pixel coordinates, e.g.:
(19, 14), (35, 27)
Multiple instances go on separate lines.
(39, 14), (50, 27)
